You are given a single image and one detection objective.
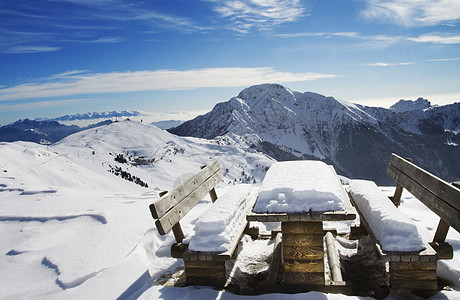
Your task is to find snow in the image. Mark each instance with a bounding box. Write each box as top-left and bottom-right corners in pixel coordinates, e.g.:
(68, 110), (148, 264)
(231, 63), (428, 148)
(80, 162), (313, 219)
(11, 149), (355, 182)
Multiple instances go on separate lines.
(253, 161), (345, 213)
(349, 180), (425, 252)
(188, 185), (257, 253)
(0, 120), (459, 299)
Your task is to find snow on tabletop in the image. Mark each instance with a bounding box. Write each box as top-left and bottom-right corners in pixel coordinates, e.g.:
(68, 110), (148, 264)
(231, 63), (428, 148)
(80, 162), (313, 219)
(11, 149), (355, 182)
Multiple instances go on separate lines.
(252, 161), (346, 213)
(349, 180), (426, 252)
(188, 184), (256, 253)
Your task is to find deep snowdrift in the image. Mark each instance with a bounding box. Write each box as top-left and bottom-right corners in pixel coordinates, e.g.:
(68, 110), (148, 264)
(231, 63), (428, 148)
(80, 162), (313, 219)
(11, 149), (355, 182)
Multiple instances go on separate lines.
(0, 121), (458, 299)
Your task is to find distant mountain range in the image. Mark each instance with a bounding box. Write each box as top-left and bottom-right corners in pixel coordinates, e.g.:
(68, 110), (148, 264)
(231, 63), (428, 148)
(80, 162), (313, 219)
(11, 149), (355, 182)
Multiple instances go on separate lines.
(169, 84), (460, 185)
(0, 119), (112, 144)
(36, 110), (142, 122)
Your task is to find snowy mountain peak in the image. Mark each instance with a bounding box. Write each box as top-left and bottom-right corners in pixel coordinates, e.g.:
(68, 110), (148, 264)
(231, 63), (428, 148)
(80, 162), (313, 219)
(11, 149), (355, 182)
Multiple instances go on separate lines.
(170, 84), (460, 185)
(390, 97), (432, 113)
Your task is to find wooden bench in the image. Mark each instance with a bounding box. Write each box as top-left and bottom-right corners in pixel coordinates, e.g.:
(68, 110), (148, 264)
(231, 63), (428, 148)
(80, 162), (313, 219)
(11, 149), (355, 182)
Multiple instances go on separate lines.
(348, 153), (460, 296)
(149, 161), (258, 287)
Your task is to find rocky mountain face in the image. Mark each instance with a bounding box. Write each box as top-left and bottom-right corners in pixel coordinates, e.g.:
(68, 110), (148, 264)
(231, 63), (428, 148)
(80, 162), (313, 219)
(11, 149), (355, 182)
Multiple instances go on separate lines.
(169, 84), (460, 185)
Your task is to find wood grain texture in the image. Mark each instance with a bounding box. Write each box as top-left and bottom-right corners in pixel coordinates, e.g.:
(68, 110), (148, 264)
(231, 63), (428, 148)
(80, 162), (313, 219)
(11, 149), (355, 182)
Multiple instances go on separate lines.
(283, 246), (324, 261)
(283, 260), (324, 273)
(282, 233), (323, 247)
(282, 221), (323, 234)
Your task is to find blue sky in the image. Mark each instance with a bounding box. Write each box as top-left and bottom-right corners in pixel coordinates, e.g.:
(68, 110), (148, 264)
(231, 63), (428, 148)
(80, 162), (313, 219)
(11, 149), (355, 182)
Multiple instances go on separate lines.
(1, 0), (460, 125)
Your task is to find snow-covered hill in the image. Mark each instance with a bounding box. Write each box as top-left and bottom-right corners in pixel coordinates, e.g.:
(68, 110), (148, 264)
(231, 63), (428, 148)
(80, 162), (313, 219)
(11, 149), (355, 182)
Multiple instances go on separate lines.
(169, 84), (460, 185)
(1, 120), (459, 299)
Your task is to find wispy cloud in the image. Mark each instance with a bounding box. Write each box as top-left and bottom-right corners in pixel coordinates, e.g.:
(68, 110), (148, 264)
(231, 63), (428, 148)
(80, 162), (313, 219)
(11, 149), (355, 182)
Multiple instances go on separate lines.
(0, 0), (206, 54)
(0, 98), (90, 112)
(361, 0), (460, 26)
(6, 46), (62, 54)
(274, 31), (402, 49)
(364, 62), (415, 67)
(408, 33), (460, 44)
(0, 67), (338, 101)
(210, 0), (306, 33)
(427, 57), (460, 62)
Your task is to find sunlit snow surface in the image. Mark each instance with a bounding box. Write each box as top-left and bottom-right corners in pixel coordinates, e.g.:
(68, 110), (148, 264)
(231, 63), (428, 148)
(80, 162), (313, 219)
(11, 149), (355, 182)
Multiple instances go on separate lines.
(0, 121), (459, 299)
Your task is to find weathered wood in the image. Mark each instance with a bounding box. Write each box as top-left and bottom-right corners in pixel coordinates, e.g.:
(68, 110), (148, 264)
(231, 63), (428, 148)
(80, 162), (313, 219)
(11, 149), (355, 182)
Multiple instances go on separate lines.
(244, 223), (259, 239)
(282, 221), (323, 234)
(150, 160), (222, 219)
(284, 272), (325, 285)
(429, 241), (454, 259)
(171, 242), (188, 258)
(283, 234), (323, 247)
(390, 183), (404, 207)
(267, 232), (283, 282)
(390, 270), (437, 281)
(325, 232), (342, 282)
(154, 169), (223, 235)
(184, 260), (226, 269)
(390, 280), (438, 291)
(387, 154), (460, 233)
(283, 260), (324, 273)
(433, 218), (450, 243)
(453, 182), (460, 189)
(171, 222), (185, 243)
(283, 246), (324, 261)
(201, 164), (219, 203)
(184, 260), (226, 286)
(389, 260), (437, 271)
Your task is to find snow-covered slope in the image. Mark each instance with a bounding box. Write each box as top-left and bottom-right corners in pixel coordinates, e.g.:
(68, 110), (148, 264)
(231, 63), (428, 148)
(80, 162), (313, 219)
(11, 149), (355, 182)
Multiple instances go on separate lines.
(169, 84), (460, 184)
(1, 120), (459, 299)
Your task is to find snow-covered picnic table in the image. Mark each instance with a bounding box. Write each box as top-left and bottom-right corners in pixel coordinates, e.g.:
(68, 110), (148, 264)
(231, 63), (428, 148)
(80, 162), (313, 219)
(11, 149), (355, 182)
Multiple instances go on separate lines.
(247, 160), (356, 287)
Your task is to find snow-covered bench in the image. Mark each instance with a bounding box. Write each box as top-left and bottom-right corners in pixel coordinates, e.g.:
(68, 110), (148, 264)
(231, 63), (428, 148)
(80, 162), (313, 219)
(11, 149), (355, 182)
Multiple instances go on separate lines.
(183, 184), (258, 286)
(348, 179), (439, 295)
(149, 161), (258, 286)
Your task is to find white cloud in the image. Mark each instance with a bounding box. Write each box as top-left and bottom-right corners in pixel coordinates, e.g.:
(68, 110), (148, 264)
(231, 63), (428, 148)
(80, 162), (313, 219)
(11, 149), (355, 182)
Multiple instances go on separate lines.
(361, 0), (460, 26)
(427, 57), (460, 62)
(0, 98), (90, 112)
(408, 33), (460, 44)
(6, 46), (62, 54)
(0, 67), (338, 101)
(210, 0), (306, 33)
(364, 61), (415, 67)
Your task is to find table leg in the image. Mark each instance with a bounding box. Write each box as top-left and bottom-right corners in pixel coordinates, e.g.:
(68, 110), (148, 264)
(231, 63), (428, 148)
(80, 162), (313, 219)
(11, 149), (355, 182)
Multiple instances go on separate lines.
(282, 221), (325, 285)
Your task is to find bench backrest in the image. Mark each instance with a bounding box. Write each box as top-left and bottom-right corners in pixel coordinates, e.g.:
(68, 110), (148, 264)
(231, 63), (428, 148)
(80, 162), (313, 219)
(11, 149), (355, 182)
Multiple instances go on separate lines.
(387, 153), (460, 236)
(149, 161), (223, 238)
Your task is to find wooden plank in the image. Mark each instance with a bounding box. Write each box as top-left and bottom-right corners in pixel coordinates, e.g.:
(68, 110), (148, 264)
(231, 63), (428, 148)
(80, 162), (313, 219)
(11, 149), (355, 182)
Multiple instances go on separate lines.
(282, 221), (323, 234)
(284, 272), (325, 285)
(387, 164), (460, 233)
(390, 280), (438, 291)
(171, 222), (184, 243)
(390, 270), (437, 281)
(246, 210), (356, 222)
(154, 169), (223, 235)
(186, 275), (226, 286)
(390, 184), (404, 207)
(283, 260), (324, 273)
(267, 232), (282, 282)
(283, 234), (323, 247)
(283, 246), (324, 261)
(433, 218), (450, 243)
(388, 153), (460, 213)
(389, 260), (437, 271)
(184, 260), (226, 269)
(150, 161), (221, 219)
(325, 232), (342, 282)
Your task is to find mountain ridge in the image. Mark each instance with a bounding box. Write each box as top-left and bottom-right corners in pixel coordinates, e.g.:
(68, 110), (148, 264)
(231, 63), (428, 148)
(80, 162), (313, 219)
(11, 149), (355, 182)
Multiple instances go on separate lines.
(169, 83), (460, 185)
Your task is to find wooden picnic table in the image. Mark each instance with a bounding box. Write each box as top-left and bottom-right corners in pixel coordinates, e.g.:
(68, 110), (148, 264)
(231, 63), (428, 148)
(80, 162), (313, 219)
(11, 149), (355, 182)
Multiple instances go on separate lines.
(246, 161), (356, 287)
